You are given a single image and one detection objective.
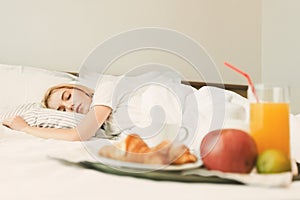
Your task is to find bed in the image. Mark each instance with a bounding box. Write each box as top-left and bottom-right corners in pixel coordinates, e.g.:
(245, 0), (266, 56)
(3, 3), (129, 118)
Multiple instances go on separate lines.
(1, 64), (300, 200)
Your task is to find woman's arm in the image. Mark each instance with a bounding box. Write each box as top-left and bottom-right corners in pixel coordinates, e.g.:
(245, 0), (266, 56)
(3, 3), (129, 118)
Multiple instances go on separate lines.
(2, 105), (112, 141)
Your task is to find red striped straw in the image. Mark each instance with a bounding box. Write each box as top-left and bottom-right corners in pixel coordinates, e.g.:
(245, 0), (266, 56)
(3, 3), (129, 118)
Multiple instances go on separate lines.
(224, 62), (259, 103)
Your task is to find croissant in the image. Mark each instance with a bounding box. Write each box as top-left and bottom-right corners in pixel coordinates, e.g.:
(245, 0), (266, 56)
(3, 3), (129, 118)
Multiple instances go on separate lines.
(98, 134), (197, 165)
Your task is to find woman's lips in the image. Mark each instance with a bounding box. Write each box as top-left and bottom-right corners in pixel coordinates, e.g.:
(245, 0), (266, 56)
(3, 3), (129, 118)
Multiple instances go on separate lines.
(76, 104), (81, 113)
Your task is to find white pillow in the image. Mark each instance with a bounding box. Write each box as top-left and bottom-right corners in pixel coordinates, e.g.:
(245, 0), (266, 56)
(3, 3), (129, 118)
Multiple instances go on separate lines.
(78, 70), (118, 89)
(0, 103), (84, 128)
(0, 103), (40, 123)
(0, 103), (108, 138)
(0, 64), (78, 110)
(78, 70), (182, 90)
(31, 108), (85, 128)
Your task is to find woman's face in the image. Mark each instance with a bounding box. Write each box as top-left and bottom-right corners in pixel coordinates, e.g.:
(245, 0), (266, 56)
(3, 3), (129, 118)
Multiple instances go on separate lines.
(47, 87), (92, 114)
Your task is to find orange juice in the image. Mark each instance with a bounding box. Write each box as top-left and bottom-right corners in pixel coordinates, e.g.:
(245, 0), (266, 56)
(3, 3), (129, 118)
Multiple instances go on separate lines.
(250, 103), (290, 157)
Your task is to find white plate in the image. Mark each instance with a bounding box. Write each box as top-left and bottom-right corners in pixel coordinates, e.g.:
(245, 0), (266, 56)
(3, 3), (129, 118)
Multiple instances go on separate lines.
(79, 139), (203, 171)
(92, 154), (203, 171)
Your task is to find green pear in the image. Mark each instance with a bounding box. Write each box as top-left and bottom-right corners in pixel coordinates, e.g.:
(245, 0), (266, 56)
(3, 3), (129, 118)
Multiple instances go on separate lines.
(256, 149), (291, 174)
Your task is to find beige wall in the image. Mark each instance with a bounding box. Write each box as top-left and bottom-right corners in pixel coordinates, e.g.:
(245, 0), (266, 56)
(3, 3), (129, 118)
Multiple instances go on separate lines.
(0, 0), (261, 85)
(262, 0), (300, 113)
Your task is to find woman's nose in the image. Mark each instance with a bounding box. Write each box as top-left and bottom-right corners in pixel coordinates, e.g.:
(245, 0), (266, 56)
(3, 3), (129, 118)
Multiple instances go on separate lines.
(64, 102), (74, 112)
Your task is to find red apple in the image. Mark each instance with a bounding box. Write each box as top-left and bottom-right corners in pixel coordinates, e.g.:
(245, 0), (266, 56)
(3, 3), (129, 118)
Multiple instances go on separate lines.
(200, 129), (258, 173)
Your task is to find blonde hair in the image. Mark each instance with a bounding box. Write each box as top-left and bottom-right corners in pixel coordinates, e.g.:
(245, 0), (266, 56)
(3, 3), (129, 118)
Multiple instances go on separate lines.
(42, 83), (94, 108)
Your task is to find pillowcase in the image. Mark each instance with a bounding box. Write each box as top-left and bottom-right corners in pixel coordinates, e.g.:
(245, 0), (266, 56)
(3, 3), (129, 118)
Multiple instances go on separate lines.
(0, 103), (85, 129)
(30, 108), (85, 129)
(0, 103), (41, 124)
(0, 63), (78, 110)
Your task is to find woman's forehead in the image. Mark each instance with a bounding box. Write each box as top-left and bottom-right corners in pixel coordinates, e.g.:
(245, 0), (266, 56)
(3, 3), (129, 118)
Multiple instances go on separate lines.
(47, 88), (66, 108)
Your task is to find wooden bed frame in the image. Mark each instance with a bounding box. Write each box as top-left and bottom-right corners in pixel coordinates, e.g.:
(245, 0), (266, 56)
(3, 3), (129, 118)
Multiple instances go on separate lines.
(183, 81), (248, 98)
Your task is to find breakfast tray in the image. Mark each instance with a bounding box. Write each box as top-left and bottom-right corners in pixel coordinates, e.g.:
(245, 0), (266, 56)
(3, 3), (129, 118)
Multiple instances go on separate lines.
(56, 159), (300, 186)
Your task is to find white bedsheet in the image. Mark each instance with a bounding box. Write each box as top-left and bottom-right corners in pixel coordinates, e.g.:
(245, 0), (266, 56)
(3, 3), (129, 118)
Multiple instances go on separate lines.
(1, 125), (300, 200)
(1, 85), (300, 200)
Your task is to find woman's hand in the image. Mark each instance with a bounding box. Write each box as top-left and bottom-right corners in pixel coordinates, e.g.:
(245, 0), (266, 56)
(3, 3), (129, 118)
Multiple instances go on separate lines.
(2, 116), (29, 131)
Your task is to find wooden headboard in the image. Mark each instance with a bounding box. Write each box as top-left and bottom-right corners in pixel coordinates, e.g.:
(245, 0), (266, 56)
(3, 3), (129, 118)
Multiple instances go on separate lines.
(182, 81), (248, 98)
(68, 72), (248, 98)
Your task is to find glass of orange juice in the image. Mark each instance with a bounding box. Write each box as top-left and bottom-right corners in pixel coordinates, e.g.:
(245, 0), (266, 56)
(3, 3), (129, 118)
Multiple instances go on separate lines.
(248, 84), (290, 157)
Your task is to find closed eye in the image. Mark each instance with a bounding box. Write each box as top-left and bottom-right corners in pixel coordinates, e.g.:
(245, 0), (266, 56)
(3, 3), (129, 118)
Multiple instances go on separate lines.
(62, 91), (71, 101)
(66, 93), (71, 100)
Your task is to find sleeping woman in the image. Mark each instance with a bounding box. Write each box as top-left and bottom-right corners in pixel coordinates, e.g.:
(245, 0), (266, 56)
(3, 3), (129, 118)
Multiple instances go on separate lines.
(1, 71), (248, 143)
(2, 82), (109, 141)
(3, 71), (300, 167)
